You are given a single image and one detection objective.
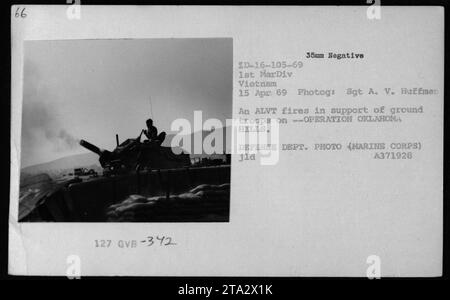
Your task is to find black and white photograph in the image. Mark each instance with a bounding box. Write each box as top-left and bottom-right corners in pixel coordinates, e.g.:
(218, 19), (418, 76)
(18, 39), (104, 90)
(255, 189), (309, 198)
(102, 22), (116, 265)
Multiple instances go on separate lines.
(19, 38), (232, 222)
(6, 4), (447, 281)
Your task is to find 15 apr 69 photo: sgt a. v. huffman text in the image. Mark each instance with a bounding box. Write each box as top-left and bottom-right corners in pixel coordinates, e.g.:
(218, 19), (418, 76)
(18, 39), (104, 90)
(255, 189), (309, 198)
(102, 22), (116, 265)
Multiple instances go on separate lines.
(18, 38), (232, 222)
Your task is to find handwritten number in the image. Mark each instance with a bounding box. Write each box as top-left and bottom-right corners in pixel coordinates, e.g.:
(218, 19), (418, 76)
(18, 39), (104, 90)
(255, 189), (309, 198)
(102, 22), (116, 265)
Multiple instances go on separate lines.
(146, 236), (154, 246)
(15, 7), (27, 18)
(149, 236), (176, 246)
(164, 237), (177, 246)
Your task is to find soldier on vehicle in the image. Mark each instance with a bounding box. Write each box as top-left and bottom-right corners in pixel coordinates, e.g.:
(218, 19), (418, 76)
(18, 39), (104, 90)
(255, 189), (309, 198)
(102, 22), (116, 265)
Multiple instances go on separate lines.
(143, 118), (166, 146)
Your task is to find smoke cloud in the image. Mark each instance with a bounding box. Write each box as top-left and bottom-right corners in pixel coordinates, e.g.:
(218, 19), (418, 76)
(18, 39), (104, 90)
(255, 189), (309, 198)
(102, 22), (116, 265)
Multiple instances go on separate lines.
(21, 60), (80, 165)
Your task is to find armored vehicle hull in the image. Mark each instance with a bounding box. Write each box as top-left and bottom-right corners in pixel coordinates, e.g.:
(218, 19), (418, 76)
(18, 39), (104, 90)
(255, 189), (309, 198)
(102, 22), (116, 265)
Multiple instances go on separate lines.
(20, 165), (230, 222)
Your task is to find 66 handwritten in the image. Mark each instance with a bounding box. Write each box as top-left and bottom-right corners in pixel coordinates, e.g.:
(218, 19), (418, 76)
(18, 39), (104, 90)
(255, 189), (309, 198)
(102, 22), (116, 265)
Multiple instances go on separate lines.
(94, 236), (176, 249)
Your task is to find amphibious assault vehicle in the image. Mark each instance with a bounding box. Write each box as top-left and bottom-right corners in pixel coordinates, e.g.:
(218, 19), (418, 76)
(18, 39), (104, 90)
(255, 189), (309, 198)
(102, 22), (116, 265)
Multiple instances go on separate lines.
(19, 132), (230, 222)
(79, 132), (191, 175)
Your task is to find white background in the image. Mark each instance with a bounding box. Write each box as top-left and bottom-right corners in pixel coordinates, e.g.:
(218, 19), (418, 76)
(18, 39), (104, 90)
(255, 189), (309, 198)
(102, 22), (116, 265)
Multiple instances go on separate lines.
(10, 6), (443, 276)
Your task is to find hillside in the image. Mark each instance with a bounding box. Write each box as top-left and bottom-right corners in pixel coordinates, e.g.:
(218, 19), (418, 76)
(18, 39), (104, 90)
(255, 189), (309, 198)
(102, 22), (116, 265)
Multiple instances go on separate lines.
(21, 152), (100, 177)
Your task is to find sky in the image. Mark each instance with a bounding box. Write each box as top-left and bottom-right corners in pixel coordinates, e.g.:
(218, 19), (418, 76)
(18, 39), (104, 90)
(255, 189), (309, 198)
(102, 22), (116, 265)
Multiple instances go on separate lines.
(21, 38), (232, 168)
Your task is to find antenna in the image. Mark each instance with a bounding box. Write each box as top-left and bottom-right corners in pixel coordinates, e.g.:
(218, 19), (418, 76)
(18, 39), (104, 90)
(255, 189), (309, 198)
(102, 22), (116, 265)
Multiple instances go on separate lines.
(149, 96), (154, 118)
